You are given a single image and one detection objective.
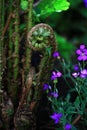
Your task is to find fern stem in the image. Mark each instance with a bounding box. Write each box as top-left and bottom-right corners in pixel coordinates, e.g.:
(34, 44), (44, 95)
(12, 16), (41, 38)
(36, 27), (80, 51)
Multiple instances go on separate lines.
(13, 4), (19, 80)
(7, 0), (14, 95)
(8, 0), (13, 71)
(25, 0), (34, 73)
(11, 1), (20, 103)
(0, 0), (4, 89)
(27, 0), (34, 31)
(13, 27), (19, 80)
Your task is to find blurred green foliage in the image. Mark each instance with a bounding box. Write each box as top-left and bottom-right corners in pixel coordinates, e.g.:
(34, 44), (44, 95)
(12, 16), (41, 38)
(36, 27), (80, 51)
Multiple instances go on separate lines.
(20, 0), (28, 10)
(36, 0), (70, 17)
(55, 33), (75, 61)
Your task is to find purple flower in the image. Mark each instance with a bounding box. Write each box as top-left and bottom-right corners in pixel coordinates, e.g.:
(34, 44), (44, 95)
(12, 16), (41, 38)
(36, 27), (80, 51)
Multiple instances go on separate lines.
(64, 124), (72, 130)
(73, 64), (79, 71)
(72, 72), (79, 78)
(72, 69), (87, 78)
(76, 44), (87, 61)
(53, 52), (60, 58)
(51, 91), (59, 98)
(43, 84), (51, 90)
(51, 71), (62, 80)
(50, 112), (62, 124)
(83, 0), (87, 8)
(80, 69), (87, 78)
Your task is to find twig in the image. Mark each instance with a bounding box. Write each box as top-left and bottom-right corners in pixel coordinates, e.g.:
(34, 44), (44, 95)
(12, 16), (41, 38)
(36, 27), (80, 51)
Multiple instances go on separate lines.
(72, 115), (81, 125)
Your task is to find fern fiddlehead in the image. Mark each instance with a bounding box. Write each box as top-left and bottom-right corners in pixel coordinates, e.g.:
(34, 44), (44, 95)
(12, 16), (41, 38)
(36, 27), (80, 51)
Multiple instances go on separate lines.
(27, 23), (56, 51)
(27, 23), (57, 99)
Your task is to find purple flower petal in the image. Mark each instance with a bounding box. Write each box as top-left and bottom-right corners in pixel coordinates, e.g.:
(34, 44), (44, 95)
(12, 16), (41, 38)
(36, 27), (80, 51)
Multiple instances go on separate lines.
(76, 49), (82, 55)
(81, 69), (87, 75)
(56, 72), (62, 77)
(51, 71), (62, 80)
(77, 55), (83, 61)
(73, 64), (79, 71)
(50, 113), (62, 124)
(51, 75), (56, 80)
(51, 92), (59, 98)
(43, 84), (49, 90)
(53, 52), (60, 58)
(80, 74), (87, 78)
(64, 124), (71, 130)
(83, 0), (87, 8)
(52, 71), (56, 76)
(80, 44), (85, 50)
(80, 69), (87, 78)
(54, 118), (59, 124)
(83, 49), (87, 54)
(72, 72), (79, 78)
(82, 55), (87, 60)
(77, 55), (87, 61)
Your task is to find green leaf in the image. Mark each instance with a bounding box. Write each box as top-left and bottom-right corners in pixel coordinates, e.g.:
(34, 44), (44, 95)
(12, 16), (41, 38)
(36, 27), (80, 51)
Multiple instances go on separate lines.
(81, 99), (86, 112)
(74, 96), (80, 108)
(81, 85), (87, 97)
(66, 106), (76, 114)
(37, 0), (70, 16)
(66, 94), (70, 102)
(20, 0), (28, 10)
